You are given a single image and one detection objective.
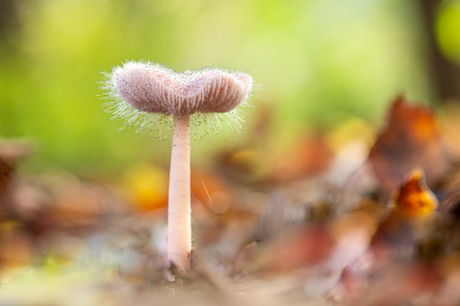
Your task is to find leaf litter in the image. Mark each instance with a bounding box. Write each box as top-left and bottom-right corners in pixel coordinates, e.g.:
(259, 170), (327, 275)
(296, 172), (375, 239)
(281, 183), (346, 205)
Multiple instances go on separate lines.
(1, 96), (460, 305)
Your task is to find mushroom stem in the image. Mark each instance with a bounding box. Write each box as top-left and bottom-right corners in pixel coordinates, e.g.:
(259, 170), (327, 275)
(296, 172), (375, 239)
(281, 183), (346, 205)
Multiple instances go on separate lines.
(168, 114), (191, 271)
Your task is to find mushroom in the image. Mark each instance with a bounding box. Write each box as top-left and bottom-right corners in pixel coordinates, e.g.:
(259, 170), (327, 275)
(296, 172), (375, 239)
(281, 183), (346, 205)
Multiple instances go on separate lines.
(101, 61), (253, 271)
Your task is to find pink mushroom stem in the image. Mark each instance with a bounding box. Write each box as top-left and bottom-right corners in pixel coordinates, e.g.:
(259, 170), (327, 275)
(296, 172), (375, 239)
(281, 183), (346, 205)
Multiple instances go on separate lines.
(168, 114), (191, 271)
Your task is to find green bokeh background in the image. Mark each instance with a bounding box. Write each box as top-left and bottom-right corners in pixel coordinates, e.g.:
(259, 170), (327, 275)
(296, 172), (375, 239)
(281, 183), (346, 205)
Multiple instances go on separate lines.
(1, 0), (459, 174)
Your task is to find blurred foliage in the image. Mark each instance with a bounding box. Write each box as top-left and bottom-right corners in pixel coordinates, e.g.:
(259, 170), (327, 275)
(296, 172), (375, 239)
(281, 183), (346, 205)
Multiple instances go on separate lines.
(0, 0), (456, 173)
(436, 0), (460, 63)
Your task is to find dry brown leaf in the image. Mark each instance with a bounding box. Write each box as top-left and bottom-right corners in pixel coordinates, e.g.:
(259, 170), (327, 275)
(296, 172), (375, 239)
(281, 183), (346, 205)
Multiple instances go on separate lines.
(239, 224), (335, 274)
(358, 169), (439, 275)
(267, 132), (333, 183)
(191, 169), (232, 217)
(369, 96), (451, 194)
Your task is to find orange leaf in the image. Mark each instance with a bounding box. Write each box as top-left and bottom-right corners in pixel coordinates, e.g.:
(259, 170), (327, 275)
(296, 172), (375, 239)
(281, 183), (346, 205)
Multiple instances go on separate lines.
(393, 168), (438, 218)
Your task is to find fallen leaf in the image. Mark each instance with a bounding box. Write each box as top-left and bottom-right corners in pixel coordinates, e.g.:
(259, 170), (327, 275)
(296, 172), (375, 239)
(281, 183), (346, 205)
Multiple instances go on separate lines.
(191, 169), (232, 216)
(393, 168), (439, 218)
(123, 163), (168, 211)
(369, 96), (451, 195)
(267, 132), (333, 183)
(356, 168), (439, 274)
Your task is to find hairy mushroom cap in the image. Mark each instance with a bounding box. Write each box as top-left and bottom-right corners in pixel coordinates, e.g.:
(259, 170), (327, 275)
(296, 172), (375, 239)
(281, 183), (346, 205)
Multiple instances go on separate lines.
(111, 61), (253, 117)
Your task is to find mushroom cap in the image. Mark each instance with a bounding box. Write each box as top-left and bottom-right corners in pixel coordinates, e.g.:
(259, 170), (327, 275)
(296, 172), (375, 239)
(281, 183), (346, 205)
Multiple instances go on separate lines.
(111, 62), (253, 117)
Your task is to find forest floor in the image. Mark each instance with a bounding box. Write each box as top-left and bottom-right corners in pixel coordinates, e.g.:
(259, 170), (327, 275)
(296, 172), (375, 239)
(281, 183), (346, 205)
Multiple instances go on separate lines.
(1, 96), (460, 305)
